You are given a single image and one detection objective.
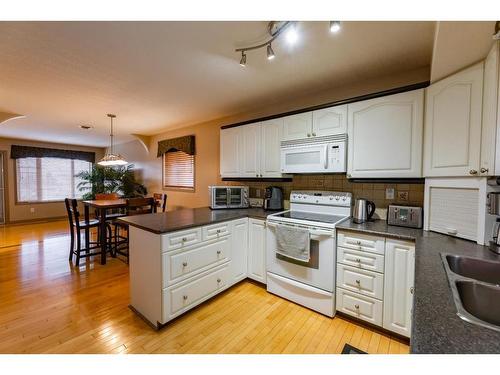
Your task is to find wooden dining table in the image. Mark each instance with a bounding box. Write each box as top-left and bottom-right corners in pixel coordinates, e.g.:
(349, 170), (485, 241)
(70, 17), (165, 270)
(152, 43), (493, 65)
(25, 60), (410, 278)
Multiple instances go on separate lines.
(83, 199), (128, 265)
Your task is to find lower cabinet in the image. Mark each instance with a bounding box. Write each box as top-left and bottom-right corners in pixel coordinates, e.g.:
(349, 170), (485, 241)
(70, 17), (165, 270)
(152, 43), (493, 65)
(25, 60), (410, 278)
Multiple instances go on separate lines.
(336, 230), (415, 338)
(247, 218), (267, 283)
(230, 218), (248, 284)
(383, 239), (415, 337)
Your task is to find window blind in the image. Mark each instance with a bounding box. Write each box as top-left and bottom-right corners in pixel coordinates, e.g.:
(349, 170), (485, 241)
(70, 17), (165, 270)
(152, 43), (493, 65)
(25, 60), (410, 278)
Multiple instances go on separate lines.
(163, 151), (195, 190)
(16, 157), (91, 203)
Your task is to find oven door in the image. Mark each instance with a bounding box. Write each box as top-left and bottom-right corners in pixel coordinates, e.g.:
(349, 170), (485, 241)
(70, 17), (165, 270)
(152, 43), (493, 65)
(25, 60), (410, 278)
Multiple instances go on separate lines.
(281, 143), (329, 173)
(211, 187), (229, 209)
(228, 187), (244, 208)
(266, 221), (335, 292)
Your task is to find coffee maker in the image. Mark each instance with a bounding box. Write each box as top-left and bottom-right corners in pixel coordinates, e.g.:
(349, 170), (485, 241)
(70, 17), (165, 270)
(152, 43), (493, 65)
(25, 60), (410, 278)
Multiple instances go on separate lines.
(263, 186), (284, 211)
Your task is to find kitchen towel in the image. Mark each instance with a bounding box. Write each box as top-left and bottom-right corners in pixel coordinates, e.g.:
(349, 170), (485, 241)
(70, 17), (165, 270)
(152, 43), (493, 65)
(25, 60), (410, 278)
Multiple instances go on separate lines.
(276, 224), (311, 262)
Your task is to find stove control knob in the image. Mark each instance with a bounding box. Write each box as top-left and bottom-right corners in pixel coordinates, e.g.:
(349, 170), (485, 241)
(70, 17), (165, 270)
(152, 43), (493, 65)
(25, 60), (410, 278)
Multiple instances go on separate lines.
(335, 196), (340, 200)
(329, 196), (333, 200)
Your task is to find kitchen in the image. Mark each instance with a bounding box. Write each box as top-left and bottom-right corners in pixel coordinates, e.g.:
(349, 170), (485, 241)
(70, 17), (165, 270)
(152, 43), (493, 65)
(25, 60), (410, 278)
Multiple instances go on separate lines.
(1, 7), (500, 374)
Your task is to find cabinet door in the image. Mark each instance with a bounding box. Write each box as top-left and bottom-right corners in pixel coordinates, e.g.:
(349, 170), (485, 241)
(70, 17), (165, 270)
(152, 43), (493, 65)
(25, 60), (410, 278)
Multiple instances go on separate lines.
(482, 42), (499, 176)
(282, 112), (313, 141)
(423, 63), (484, 177)
(383, 239), (415, 338)
(248, 218), (266, 283)
(240, 123), (261, 178)
(261, 119), (284, 177)
(230, 218), (248, 285)
(312, 105), (347, 136)
(347, 89), (424, 178)
(220, 128), (240, 177)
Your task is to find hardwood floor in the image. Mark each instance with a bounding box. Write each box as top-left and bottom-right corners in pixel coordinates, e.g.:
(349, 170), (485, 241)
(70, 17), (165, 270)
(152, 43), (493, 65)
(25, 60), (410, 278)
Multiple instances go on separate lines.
(0, 220), (409, 354)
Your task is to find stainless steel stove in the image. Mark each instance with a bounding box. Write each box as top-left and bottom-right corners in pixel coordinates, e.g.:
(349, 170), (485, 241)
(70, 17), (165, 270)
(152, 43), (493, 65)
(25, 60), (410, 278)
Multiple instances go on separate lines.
(266, 191), (352, 317)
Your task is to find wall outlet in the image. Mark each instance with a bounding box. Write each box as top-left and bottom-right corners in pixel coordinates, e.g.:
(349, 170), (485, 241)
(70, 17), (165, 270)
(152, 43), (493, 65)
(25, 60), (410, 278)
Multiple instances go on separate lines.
(385, 188), (395, 200)
(397, 191), (409, 202)
(30, 207), (35, 214)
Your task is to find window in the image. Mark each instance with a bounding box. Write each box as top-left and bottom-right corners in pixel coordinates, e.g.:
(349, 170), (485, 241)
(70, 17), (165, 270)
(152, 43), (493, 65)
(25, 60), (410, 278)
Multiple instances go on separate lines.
(163, 151), (195, 190)
(16, 157), (92, 203)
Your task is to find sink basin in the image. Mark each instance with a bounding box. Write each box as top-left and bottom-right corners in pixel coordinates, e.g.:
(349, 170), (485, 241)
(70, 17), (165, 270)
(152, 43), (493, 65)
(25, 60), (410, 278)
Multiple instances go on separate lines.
(445, 254), (500, 286)
(456, 281), (500, 327)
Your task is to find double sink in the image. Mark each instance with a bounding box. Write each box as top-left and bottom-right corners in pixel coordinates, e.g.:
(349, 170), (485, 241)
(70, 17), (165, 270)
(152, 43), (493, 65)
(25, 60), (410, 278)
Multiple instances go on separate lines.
(441, 254), (500, 331)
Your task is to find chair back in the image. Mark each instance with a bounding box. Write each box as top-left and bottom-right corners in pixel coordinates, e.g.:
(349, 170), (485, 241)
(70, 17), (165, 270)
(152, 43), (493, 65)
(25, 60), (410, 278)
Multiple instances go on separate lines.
(153, 193), (167, 212)
(64, 198), (81, 229)
(95, 193), (120, 200)
(126, 197), (156, 216)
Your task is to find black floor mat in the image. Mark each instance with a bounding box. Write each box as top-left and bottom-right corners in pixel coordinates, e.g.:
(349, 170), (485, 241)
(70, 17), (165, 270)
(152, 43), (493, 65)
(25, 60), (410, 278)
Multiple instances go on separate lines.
(341, 344), (367, 354)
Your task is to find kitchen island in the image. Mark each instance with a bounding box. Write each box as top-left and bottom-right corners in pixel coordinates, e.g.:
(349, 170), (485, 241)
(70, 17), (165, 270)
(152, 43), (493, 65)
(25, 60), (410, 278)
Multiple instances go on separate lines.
(118, 207), (270, 329)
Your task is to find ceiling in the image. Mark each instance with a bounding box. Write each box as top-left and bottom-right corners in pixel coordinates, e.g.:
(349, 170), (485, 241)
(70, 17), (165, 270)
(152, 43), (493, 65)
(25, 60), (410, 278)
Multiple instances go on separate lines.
(0, 21), (435, 147)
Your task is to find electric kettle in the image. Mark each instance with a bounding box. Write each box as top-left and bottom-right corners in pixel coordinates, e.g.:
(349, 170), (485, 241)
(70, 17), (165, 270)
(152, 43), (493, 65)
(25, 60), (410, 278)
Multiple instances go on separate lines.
(353, 199), (376, 224)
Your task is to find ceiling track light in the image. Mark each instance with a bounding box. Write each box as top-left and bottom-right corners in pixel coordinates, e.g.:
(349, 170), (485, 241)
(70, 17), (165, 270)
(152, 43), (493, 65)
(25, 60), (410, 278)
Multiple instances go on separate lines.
(235, 21), (342, 65)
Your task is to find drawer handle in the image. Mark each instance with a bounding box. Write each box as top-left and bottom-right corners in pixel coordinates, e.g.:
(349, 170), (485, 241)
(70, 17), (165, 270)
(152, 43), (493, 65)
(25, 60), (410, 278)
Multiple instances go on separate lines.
(355, 258), (361, 263)
(217, 250), (221, 255)
(410, 287), (414, 294)
(183, 295), (188, 301)
(216, 229), (221, 233)
(354, 304), (359, 309)
(356, 241), (361, 245)
(217, 278), (221, 283)
(182, 262), (188, 267)
(182, 237), (188, 242)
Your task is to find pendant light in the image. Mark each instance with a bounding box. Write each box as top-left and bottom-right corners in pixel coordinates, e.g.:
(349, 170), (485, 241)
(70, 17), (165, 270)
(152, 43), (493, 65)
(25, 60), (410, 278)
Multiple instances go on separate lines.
(98, 114), (128, 166)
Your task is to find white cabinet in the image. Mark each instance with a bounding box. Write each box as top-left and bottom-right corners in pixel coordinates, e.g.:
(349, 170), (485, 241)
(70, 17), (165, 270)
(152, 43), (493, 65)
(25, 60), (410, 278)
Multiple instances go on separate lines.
(347, 89), (424, 178)
(260, 118), (284, 177)
(220, 119), (285, 178)
(383, 239), (415, 337)
(312, 106), (348, 137)
(282, 106), (347, 141)
(240, 123), (261, 178)
(247, 218), (267, 283)
(230, 218), (248, 284)
(483, 41), (500, 176)
(220, 127), (241, 178)
(423, 62), (484, 177)
(282, 112), (313, 140)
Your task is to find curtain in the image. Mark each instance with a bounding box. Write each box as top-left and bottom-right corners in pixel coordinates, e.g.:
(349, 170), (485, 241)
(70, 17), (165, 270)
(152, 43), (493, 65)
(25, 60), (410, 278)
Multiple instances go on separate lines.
(11, 145), (95, 163)
(157, 135), (195, 157)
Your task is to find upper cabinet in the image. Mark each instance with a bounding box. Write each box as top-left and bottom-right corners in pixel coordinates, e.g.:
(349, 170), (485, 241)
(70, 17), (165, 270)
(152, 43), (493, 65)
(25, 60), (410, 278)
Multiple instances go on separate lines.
(220, 118), (285, 178)
(282, 105), (347, 141)
(483, 41), (500, 176)
(282, 112), (313, 140)
(347, 89), (424, 178)
(423, 62), (484, 177)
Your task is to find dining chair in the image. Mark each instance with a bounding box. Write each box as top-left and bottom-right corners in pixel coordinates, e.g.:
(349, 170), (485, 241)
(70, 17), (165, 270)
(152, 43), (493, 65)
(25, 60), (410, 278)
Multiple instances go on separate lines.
(113, 197), (156, 263)
(153, 193), (167, 212)
(65, 198), (112, 266)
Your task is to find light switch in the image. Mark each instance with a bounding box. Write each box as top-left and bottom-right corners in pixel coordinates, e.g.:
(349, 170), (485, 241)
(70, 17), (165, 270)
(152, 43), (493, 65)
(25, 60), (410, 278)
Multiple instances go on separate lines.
(385, 188), (395, 200)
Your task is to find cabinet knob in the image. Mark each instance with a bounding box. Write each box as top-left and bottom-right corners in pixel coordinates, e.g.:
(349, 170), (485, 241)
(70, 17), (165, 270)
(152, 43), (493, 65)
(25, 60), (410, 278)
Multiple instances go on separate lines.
(182, 237), (187, 242)
(217, 278), (221, 283)
(183, 295), (188, 300)
(182, 261), (188, 267)
(356, 241), (361, 245)
(312, 132), (316, 136)
(307, 133), (311, 137)
(355, 258), (361, 263)
(216, 229), (221, 233)
(469, 169), (478, 175)
(256, 174), (259, 177)
(410, 287), (414, 294)
(481, 167), (489, 173)
(217, 250), (221, 255)
(354, 304), (359, 309)
(355, 279), (361, 285)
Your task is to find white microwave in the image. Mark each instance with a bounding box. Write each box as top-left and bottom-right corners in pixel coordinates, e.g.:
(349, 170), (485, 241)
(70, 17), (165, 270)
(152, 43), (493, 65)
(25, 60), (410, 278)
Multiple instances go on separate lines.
(280, 134), (347, 174)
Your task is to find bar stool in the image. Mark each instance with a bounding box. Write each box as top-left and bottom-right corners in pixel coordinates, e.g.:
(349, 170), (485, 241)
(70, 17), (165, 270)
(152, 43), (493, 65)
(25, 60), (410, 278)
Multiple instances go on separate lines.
(65, 198), (112, 266)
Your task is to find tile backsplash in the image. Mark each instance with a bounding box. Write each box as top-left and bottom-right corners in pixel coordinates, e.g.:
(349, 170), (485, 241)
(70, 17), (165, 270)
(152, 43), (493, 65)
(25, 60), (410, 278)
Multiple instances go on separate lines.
(222, 174), (424, 209)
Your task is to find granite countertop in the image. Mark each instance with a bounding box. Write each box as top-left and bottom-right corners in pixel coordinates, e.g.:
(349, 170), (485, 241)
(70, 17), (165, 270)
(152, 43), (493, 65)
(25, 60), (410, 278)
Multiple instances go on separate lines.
(117, 207), (271, 234)
(337, 220), (500, 354)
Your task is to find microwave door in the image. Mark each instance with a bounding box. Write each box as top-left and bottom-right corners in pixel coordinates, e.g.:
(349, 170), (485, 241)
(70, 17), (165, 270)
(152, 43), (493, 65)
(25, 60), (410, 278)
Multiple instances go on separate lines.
(281, 144), (328, 173)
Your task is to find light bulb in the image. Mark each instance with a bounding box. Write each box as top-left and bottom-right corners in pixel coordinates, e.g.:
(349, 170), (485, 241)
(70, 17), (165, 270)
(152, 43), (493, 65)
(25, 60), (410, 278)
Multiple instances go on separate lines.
(330, 21), (341, 33)
(239, 52), (247, 67)
(267, 44), (275, 60)
(285, 24), (298, 45)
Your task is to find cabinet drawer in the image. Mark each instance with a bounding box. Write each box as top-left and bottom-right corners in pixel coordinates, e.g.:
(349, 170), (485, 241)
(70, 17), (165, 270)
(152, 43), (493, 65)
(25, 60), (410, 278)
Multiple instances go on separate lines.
(162, 237), (230, 287)
(337, 231), (385, 254)
(337, 246), (385, 273)
(161, 227), (202, 252)
(163, 263), (230, 321)
(336, 288), (383, 326)
(202, 222), (231, 241)
(336, 264), (384, 300)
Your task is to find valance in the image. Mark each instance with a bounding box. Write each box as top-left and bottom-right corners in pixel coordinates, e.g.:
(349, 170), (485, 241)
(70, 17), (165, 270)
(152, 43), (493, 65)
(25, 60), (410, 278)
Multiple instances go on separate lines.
(157, 135), (195, 157)
(10, 145), (96, 163)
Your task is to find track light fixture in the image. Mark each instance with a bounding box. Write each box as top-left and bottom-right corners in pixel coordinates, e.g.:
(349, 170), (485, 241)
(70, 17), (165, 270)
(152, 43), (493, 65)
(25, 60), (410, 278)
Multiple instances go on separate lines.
(235, 21), (342, 66)
(266, 44), (275, 60)
(239, 51), (247, 66)
(330, 21), (341, 33)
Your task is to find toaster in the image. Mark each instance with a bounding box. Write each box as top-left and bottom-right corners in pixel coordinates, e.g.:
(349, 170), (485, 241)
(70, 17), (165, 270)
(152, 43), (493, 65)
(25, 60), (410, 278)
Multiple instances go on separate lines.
(387, 205), (423, 229)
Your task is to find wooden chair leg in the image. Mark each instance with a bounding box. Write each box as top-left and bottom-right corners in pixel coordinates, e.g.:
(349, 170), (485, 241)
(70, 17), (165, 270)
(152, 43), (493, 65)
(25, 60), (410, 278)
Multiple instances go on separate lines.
(68, 227), (74, 261)
(75, 229), (82, 267)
